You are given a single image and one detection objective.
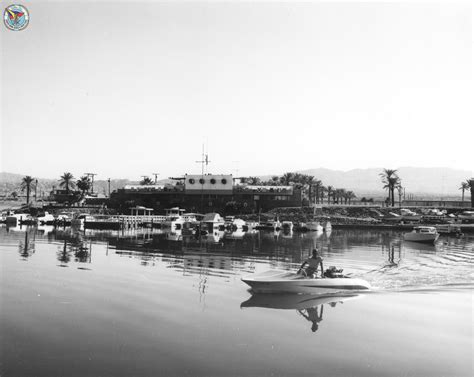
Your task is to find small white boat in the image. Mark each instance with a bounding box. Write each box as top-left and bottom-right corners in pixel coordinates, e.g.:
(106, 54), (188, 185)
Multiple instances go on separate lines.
(224, 216), (246, 230)
(400, 209), (421, 222)
(305, 221), (323, 232)
(162, 207), (186, 230)
(37, 211), (55, 225)
(457, 211), (474, 223)
(403, 226), (439, 243)
(242, 270), (371, 294)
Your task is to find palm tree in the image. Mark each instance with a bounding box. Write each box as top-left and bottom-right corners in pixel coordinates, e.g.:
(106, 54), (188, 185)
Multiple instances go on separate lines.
(59, 172), (76, 195)
(469, 179), (474, 207)
(140, 176), (154, 185)
(312, 180), (323, 204)
(380, 169), (400, 207)
(345, 190), (356, 205)
(335, 188), (346, 204)
(326, 186), (334, 204)
(459, 180), (470, 202)
(396, 184), (404, 207)
(271, 176), (280, 185)
(280, 172), (294, 186)
(77, 175), (92, 196)
(20, 176), (35, 205)
(304, 175), (315, 206)
(247, 176), (261, 185)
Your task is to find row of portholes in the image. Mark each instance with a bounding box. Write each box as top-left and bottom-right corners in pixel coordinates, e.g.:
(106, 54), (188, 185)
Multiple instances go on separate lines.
(188, 178), (228, 185)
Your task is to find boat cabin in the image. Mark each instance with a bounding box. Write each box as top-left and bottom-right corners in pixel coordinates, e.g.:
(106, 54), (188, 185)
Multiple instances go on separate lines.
(412, 226), (438, 234)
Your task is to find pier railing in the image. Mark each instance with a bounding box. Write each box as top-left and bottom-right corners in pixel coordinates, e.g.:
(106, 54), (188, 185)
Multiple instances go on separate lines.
(85, 215), (167, 223)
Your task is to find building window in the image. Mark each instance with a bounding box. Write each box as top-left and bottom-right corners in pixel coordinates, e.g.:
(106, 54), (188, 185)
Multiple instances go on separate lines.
(210, 178), (216, 184)
(188, 178), (195, 184)
(221, 179), (227, 184)
(199, 178), (205, 184)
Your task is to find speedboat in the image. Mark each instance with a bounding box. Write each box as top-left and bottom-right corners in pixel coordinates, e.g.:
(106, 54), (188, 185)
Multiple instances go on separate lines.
(241, 269), (371, 294)
(403, 226), (439, 243)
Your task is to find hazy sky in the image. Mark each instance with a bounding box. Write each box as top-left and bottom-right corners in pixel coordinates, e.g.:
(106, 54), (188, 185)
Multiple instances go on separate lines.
(1, 0), (472, 180)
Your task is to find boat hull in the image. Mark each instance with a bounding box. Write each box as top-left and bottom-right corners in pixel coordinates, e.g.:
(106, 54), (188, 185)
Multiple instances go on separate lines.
(242, 270), (370, 294)
(403, 233), (439, 243)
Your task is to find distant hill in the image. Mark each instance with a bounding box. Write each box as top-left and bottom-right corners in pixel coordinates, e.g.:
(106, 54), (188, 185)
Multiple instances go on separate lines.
(293, 167), (473, 197)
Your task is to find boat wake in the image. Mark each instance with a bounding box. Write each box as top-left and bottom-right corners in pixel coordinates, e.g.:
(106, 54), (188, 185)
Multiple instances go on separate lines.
(361, 246), (473, 292)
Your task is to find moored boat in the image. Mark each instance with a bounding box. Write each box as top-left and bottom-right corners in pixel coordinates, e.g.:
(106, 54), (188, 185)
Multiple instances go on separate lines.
(304, 221), (323, 232)
(256, 218), (281, 231)
(161, 207), (186, 230)
(457, 211), (474, 223)
(403, 226), (439, 243)
(242, 269), (371, 294)
(224, 216), (246, 230)
(400, 208), (421, 222)
(37, 211), (55, 225)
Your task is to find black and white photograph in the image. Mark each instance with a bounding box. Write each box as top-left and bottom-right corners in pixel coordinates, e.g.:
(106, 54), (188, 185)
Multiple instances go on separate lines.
(1, 0), (473, 376)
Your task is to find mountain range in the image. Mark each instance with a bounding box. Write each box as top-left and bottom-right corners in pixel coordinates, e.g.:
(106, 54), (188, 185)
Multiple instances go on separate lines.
(1, 167), (472, 198)
(294, 167), (473, 197)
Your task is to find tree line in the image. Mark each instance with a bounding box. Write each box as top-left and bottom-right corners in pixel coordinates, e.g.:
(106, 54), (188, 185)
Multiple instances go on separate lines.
(241, 172), (357, 205)
(18, 172), (92, 205)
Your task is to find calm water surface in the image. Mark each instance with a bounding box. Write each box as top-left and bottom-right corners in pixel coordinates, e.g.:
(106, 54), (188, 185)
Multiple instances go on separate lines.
(1, 225), (472, 377)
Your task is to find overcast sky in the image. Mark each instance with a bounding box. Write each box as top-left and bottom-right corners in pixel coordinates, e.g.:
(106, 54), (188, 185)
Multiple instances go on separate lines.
(1, 0), (472, 181)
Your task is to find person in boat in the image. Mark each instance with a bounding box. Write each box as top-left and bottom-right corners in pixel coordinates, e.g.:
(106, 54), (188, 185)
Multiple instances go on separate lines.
(298, 248), (324, 278)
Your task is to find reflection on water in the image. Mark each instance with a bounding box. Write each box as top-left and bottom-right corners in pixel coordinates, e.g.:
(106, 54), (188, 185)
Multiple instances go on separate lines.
(18, 230), (35, 260)
(1, 224), (473, 377)
(242, 293), (358, 333)
(1, 224), (473, 292)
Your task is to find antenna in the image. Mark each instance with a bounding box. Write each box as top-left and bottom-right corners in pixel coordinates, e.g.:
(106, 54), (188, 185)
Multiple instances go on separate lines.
(84, 173), (97, 193)
(195, 144), (205, 176)
(232, 160), (240, 177)
(205, 142), (211, 174)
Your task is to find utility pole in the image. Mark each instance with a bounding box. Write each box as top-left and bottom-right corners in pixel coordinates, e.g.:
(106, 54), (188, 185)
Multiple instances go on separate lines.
(84, 173), (97, 194)
(107, 178), (111, 197)
(152, 173), (159, 184)
(34, 179), (38, 202)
